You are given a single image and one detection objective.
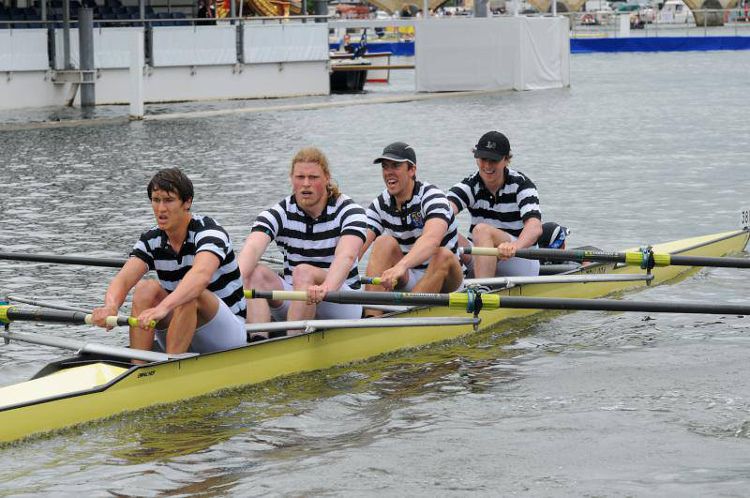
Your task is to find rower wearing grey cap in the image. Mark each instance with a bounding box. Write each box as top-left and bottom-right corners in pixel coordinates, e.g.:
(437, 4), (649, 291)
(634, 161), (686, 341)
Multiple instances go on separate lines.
(447, 131), (543, 278)
(360, 142), (464, 310)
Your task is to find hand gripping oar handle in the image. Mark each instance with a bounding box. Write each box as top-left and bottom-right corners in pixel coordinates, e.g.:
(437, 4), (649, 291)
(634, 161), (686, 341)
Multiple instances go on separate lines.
(0, 305), (152, 328)
(465, 247), (750, 269)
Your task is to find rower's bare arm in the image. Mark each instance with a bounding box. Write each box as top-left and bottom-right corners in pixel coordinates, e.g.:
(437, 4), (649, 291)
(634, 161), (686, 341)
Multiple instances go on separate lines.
(92, 257), (148, 327)
(358, 229), (378, 260)
(516, 217), (543, 249)
(449, 200), (460, 215)
(397, 218), (448, 270)
(323, 234), (365, 290)
(238, 231), (272, 279)
(155, 251), (220, 315)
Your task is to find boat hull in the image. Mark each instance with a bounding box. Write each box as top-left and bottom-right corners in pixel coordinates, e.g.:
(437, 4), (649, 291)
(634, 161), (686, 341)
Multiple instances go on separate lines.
(1, 229), (747, 444)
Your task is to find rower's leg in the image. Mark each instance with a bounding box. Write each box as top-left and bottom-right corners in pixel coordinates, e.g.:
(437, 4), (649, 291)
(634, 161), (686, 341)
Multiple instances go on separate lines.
(130, 279), (168, 355)
(165, 298), (198, 354)
(365, 235), (405, 291)
(456, 233), (473, 267)
(471, 224), (511, 279)
(243, 264), (284, 324)
(364, 235), (404, 317)
(413, 248), (463, 293)
(287, 264), (327, 328)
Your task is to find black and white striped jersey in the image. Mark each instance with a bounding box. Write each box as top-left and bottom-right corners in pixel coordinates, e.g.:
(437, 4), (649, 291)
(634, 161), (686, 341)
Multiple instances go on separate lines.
(251, 194), (368, 289)
(366, 181), (460, 270)
(131, 214), (247, 318)
(448, 168), (542, 238)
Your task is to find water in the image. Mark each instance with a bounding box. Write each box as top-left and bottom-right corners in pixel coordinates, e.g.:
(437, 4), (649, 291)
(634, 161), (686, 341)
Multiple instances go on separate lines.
(1, 50), (749, 496)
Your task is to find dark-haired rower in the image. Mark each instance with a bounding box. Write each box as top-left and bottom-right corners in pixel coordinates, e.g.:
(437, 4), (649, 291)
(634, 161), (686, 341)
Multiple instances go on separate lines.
(92, 168), (247, 356)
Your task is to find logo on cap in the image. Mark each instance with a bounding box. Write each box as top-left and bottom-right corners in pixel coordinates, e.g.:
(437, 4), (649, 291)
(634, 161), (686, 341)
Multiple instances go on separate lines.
(485, 141), (496, 150)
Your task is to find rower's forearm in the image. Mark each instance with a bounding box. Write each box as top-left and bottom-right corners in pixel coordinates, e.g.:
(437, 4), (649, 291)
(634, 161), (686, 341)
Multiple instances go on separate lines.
(159, 270), (211, 312)
(399, 237), (440, 270)
(323, 254), (357, 290)
(517, 220), (543, 249)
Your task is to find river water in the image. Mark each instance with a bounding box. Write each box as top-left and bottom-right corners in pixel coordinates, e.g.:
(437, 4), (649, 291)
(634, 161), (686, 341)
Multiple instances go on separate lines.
(0, 50), (749, 496)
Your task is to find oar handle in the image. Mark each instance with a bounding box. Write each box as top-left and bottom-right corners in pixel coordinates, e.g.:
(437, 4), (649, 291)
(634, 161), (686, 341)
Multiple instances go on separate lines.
(84, 315), (150, 328)
(0, 305), (153, 328)
(360, 276), (383, 285)
(246, 289), (308, 301)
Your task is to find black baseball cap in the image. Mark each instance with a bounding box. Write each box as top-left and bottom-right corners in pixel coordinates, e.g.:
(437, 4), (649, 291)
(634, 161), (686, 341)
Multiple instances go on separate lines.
(373, 142), (416, 166)
(473, 131), (511, 161)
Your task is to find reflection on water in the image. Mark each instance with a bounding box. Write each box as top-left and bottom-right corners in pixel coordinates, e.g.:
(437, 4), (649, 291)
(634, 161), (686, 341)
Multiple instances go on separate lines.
(1, 50), (750, 495)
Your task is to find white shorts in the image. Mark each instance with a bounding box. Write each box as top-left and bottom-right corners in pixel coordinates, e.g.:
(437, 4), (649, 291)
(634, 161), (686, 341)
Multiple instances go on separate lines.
(155, 296), (247, 354)
(466, 237), (540, 278)
(393, 267), (464, 292)
(402, 268), (426, 291)
(270, 276), (363, 321)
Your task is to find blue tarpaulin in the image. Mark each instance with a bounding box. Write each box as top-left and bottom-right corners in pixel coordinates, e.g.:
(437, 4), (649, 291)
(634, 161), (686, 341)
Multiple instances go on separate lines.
(571, 36), (750, 53)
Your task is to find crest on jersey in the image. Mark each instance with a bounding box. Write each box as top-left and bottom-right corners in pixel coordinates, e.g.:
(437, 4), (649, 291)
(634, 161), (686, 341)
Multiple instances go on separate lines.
(409, 211), (425, 228)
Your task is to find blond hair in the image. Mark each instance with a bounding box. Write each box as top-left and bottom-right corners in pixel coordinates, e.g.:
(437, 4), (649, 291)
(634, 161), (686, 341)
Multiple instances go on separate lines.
(290, 147), (341, 199)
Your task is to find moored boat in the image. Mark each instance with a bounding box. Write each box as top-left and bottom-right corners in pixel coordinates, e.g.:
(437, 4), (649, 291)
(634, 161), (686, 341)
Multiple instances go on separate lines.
(0, 229), (747, 444)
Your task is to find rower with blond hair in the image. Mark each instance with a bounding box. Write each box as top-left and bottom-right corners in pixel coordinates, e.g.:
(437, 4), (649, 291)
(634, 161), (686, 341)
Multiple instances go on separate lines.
(239, 147), (368, 340)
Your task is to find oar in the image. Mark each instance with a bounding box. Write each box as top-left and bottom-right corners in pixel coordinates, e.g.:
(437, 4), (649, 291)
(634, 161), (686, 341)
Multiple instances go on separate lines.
(0, 252), (126, 267)
(0, 330), (191, 363)
(462, 246), (750, 269)
(0, 305), (153, 328)
(0, 251), (283, 268)
(363, 273), (654, 287)
(245, 316), (480, 334)
(246, 289), (750, 316)
(7, 294), (92, 314)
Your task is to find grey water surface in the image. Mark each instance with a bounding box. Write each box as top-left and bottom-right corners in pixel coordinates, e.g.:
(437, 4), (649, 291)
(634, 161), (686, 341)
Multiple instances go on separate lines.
(0, 50), (749, 497)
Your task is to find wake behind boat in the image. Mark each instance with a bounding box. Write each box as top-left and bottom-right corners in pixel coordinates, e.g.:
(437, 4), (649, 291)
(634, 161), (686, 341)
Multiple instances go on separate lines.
(0, 228), (747, 444)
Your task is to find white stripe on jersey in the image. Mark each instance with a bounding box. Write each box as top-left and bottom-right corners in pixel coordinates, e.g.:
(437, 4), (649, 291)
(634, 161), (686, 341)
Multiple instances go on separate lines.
(447, 168), (541, 238)
(251, 194), (367, 288)
(366, 181), (460, 271)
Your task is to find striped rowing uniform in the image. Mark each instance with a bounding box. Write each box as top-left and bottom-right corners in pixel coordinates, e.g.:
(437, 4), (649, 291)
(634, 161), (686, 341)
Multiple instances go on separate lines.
(251, 194), (368, 289)
(130, 214), (247, 319)
(366, 180), (461, 270)
(447, 168), (542, 238)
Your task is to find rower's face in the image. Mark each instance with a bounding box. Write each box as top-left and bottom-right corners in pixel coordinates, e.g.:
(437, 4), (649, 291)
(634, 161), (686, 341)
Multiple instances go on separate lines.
(381, 160), (415, 198)
(291, 161), (328, 211)
(476, 157), (506, 183)
(150, 188), (191, 231)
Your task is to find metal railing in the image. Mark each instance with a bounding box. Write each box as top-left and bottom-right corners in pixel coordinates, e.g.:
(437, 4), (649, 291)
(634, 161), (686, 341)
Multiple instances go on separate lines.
(565, 8), (750, 38)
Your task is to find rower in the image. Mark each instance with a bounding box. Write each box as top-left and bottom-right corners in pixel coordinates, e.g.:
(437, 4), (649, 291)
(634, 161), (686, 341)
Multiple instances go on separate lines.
(448, 131), (543, 278)
(360, 141), (464, 311)
(239, 147), (368, 340)
(91, 168), (247, 357)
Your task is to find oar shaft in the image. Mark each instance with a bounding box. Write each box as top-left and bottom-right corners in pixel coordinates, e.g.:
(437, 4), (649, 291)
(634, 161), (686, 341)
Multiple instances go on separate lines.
(247, 289), (451, 307)
(0, 252), (126, 267)
(466, 247), (750, 269)
(492, 296), (750, 315)
(0, 306), (139, 327)
(0, 330), (170, 363)
(247, 289), (750, 316)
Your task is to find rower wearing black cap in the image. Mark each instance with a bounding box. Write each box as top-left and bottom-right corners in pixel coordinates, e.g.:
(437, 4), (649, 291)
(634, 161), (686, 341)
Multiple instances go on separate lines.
(360, 141), (464, 310)
(448, 131), (543, 278)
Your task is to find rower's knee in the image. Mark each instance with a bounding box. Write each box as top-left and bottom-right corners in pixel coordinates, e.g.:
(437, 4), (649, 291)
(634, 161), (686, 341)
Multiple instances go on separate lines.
(291, 263), (317, 288)
(132, 279), (164, 312)
(368, 235), (402, 268)
(431, 248), (456, 271)
(471, 223), (495, 245)
(244, 264), (280, 290)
